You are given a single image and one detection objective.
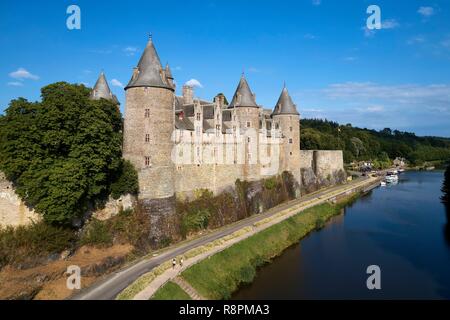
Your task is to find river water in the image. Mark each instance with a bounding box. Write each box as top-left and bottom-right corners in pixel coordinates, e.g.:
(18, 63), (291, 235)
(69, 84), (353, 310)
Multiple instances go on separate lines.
(233, 171), (450, 299)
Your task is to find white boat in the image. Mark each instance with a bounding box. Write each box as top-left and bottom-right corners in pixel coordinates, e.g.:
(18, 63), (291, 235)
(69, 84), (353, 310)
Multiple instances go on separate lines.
(385, 174), (399, 183)
(380, 181), (387, 186)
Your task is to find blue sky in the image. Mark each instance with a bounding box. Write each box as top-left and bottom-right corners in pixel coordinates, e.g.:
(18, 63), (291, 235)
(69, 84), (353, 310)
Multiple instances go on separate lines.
(1, 0), (450, 136)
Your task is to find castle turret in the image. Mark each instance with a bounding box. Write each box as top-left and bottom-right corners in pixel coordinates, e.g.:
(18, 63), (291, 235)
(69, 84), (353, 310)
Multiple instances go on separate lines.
(272, 85), (301, 193)
(164, 63), (175, 90)
(123, 37), (176, 245)
(229, 74), (260, 180)
(89, 72), (119, 105)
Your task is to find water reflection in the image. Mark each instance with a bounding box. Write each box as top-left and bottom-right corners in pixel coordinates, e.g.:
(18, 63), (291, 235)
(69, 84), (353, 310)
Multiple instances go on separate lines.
(232, 171), (450, 299)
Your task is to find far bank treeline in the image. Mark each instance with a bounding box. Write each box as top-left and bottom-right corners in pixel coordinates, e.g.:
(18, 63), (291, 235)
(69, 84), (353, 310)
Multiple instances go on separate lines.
(300, 119), (450, 165)
(0, 82), (139, 226)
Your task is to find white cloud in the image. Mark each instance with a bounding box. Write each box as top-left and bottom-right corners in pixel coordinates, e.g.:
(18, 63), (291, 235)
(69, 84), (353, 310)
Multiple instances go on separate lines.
(381, 19), (399, 29)
(7, 81), (24, 87)
(123, 46), (139, 56)
(418, 6), (434, 17)
(323, 82), (450, 113)
(303, 33), (316, 40)
(344, 56), (358, 62)
(9, 68), (39, 80)
(173, 66), (182, 71)
(312, 0), (321, 5)
(111, 79), (124, 88)
(357, 105), (385, 113)
(407, 35), (425, 45)
(185, 79), (203, 88)
(247, 67), (260, 73)
(362, 19), (399, 37)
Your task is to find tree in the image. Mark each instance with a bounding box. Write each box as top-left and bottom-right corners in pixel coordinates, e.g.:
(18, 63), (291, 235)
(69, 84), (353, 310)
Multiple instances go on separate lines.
(0, 82), (132, 226)
(442, 165), (450, 204)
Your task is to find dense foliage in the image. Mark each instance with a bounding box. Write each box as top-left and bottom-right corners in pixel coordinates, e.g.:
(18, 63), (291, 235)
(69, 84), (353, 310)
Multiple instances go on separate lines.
(301, 119), (450, 165)
(0, 82), (138, 226)
(442, 165), (450, 204)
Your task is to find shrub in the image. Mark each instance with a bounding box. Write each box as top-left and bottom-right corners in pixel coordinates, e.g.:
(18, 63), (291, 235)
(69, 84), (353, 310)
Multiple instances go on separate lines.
(110, 160), (139, 200)
(0, 222), (76, 269)
(79, 218), (113, 247)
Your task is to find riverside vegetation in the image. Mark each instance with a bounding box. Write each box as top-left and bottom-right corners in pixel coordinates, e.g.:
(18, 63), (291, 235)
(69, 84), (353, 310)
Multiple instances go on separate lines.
(151, 194), (359, 300)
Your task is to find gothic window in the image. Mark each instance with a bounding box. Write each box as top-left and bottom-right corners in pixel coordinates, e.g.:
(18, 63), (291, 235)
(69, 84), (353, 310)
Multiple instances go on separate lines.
(144, 156), (151, 167)
(145, 109), (150, 118)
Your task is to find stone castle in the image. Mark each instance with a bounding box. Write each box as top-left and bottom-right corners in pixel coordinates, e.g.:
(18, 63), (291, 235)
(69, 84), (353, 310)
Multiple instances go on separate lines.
(91, 37), (345, 236)
(0, 37), (345, 231)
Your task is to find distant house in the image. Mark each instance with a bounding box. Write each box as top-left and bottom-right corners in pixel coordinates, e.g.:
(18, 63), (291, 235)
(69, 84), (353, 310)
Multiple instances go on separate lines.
(393, 157), (406, 167)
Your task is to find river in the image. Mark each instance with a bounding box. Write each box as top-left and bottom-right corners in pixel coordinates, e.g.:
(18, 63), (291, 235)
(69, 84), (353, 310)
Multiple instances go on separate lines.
(233, 171), (450, 299)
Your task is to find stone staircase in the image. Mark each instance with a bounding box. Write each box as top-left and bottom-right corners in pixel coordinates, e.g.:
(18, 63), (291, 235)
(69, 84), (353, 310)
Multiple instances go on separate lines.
(172, 276), (205, 300)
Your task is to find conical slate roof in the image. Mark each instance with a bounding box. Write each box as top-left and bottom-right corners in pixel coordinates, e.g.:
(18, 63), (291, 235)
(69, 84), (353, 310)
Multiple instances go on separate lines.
(228, 75), (258, 108)
(165, 63), (173, 79)
(90, 72), (119, 104)
(125, 38), (173, 91)
(272, 86), (299, 116)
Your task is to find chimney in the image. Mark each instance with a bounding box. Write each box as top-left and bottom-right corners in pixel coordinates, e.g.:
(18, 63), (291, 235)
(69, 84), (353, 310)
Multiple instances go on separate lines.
(182, 85), (194, 105)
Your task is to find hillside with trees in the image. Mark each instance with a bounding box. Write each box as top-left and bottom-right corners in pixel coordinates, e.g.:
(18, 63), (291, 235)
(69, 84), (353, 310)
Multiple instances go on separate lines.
(301, 119), (450, 166)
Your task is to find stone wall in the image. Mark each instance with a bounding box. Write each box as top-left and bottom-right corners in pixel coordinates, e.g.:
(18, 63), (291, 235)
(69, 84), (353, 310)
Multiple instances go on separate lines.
(299, 150), (346, 194)
(0, 172), (40, 227)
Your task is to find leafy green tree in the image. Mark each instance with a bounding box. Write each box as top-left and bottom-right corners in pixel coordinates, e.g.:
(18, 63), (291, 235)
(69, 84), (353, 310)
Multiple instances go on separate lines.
(111, 160), (139, 199)
(0, 82), (132, 226)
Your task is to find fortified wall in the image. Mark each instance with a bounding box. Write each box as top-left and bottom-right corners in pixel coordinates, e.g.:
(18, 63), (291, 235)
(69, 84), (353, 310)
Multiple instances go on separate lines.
(299, 150), (346, 193)
(0, 171), (40, 227)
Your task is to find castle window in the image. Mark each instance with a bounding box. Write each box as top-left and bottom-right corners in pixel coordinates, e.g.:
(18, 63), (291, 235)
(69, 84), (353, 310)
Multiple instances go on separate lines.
(144, 156), (151, 167)
(290, 152), (293, 156)
(289, 138), (293, 144)
(290, 126), (293, 132)
(247, 137), (251, 143)
(246, 121), (251, 128)
(145, 134), (150, 143)
(196, 113), (201, 121)
(275, 123), (279, 129)
(216, 125), (221, 137)
(145, 109), (150, 118)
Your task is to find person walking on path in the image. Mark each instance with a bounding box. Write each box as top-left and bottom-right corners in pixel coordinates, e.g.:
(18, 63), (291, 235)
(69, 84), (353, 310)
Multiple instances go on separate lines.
(172, 258), (177, 269)
(179, 257), (184, 268)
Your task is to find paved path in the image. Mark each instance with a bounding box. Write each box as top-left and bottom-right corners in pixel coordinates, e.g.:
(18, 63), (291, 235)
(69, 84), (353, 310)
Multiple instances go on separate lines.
(71, 177), (375, 300)
(172, 277), (204, 300)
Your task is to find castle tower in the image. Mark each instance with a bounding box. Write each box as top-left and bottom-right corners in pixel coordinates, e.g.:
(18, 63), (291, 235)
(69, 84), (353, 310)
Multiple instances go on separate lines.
(228, 74), (260, 180)
(164, 63), (175, 90)
(123, 37), (176, 245)
(89, 71), (120, 105)
(272, 85), (301, 192)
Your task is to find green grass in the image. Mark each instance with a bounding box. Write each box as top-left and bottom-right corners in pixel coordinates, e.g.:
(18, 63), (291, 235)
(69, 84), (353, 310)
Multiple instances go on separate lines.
(181, 194), (359, 300)
(151, 281), (192, 300)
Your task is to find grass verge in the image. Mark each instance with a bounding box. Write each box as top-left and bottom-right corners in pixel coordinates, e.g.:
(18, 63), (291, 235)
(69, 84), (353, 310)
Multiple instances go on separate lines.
(151, 281), (192, 300)
(180, 194), (359, 300)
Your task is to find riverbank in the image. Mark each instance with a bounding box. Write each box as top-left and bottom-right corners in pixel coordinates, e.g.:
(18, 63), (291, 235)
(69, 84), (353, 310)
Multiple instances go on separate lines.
(126, 178), (375, 300)
(179, 196), (358, 300)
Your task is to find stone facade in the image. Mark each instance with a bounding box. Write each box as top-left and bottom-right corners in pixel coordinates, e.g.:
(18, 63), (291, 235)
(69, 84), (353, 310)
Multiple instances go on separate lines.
(0, 172), (40, 227)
